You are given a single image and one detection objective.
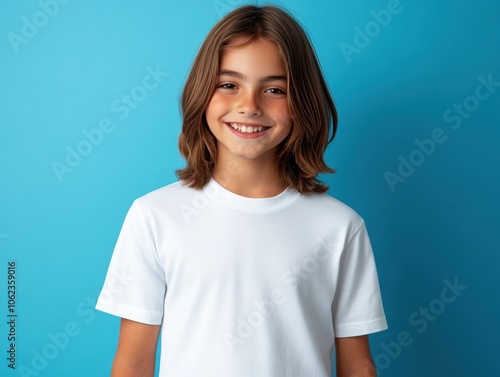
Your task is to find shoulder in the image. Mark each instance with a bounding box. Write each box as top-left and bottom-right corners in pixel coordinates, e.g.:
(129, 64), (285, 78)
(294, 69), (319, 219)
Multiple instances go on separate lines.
(300, 191), (363, 223)
(296, 192), (366, 239)
(137, 180), (193, 202)
(129, 180), (198, 217)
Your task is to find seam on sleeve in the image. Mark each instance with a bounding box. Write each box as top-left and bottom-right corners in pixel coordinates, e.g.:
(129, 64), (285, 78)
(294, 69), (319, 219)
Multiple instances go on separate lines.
(331, 219), (366, 307)
(133, 200), (167, 278)
(343, 219), (366, 254)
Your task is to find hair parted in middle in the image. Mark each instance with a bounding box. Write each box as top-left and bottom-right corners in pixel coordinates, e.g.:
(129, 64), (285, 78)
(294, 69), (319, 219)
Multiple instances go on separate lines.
(176, 5), (338, 193)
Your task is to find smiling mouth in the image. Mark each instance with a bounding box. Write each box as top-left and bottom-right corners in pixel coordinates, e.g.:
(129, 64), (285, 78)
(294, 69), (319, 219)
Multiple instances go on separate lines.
(225, 122), (270, 134)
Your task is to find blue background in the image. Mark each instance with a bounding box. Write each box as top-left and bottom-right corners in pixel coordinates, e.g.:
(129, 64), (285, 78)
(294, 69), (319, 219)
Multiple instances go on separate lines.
(1, 0), (499, 376)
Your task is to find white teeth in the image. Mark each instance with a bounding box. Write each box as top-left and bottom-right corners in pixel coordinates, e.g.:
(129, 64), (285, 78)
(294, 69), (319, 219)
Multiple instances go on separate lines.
(229, 123), (265, 133)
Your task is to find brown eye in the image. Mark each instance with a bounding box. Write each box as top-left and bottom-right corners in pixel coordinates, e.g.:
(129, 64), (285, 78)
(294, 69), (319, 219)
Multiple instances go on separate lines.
(218, 83), (237, 90)
(266, 88), (286, 95)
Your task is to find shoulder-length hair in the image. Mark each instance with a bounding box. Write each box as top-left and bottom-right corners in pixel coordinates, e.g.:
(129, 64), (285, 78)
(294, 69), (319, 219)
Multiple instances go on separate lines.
(176, 5), (337, 193)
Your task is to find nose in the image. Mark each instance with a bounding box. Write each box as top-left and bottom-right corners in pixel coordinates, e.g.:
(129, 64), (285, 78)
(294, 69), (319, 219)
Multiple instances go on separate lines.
(236, 90), (262, 117)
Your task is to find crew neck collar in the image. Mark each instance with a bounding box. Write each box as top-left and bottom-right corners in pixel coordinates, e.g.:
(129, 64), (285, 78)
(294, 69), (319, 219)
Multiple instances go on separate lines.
(203, 178), (300, 213)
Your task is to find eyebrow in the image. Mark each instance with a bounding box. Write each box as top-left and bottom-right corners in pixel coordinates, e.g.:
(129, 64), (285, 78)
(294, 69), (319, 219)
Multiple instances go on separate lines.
(219, 69), (287, 83)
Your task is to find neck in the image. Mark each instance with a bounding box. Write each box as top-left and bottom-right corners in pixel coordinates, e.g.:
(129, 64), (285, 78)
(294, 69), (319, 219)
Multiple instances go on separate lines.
(212, 156), (286, 198)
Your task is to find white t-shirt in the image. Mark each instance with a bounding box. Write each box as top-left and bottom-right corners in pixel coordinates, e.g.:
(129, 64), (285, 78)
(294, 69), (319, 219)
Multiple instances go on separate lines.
(96, 178), (387, 376)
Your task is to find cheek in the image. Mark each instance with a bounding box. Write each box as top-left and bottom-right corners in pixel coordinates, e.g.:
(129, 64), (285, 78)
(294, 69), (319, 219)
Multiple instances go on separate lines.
(272, 108), (293, 140)
(206, 94), (229, 120)
(275, 103), (293, 128)
(277, 106), (293, 140)
(205, 100), (216, 122)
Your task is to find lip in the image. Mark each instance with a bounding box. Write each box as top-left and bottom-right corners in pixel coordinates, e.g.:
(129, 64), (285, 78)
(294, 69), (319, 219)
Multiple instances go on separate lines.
(224, 122), (271, 139)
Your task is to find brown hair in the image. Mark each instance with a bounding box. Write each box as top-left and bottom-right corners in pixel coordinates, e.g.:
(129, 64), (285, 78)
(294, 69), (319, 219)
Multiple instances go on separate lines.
(176, 5), (337, 193)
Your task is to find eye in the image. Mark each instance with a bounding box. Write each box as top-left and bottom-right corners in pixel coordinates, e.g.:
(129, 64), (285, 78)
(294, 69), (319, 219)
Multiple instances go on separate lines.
(218, 83), (237, 90)
(266, 87), (286, 95)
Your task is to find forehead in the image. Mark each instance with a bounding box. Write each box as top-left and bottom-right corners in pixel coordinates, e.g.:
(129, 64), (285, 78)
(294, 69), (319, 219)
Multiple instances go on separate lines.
(220, 37), (286, 73)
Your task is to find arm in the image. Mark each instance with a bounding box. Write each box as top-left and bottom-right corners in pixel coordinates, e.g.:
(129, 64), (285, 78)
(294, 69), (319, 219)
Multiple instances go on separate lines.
(111, 318), (161, 377)
(335, 335), (377, 377)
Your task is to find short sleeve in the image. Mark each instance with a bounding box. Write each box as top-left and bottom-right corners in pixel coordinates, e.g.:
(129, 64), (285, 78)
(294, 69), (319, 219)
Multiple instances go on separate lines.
(331, 221), (388, 337)
(96, 200), (166, 325)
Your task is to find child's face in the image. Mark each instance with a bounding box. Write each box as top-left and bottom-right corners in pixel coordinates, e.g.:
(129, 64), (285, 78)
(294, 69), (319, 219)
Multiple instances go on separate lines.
(206, 37), (292, 167)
